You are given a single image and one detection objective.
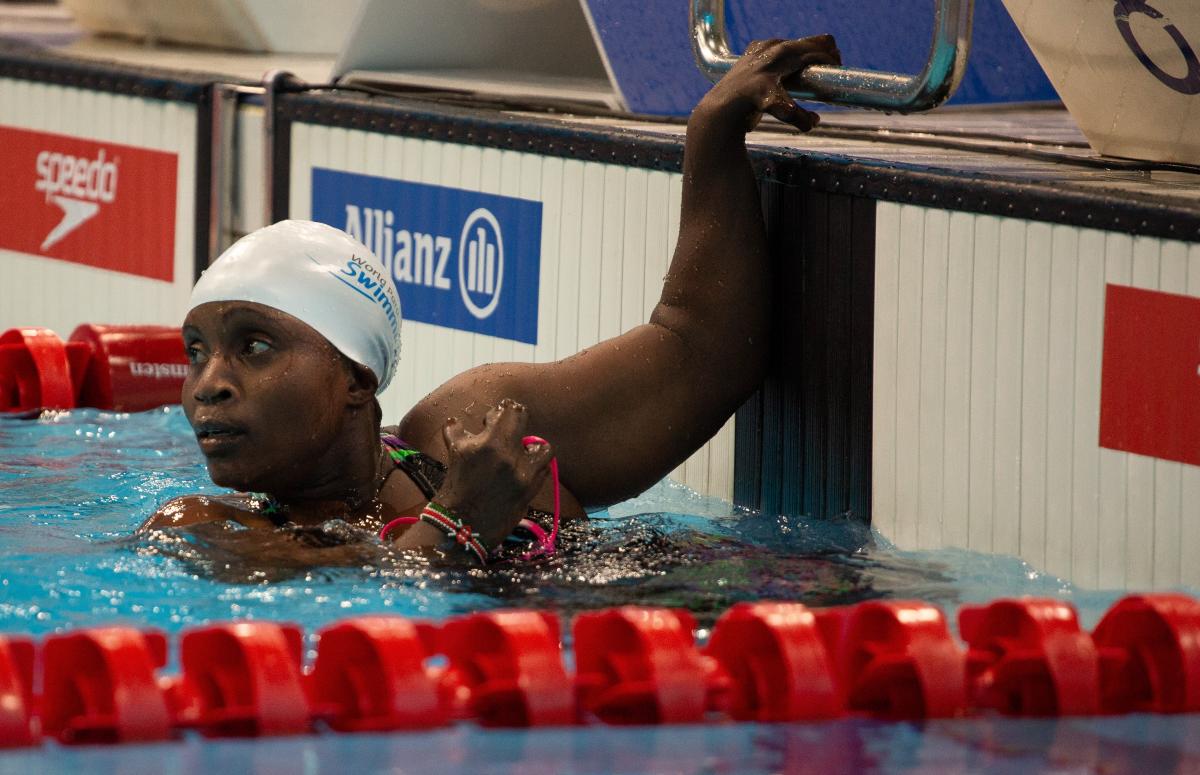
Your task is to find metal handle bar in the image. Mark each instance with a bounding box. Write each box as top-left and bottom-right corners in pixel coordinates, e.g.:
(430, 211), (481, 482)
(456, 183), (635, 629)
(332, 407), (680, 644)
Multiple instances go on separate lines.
(690, 0), (974, 113)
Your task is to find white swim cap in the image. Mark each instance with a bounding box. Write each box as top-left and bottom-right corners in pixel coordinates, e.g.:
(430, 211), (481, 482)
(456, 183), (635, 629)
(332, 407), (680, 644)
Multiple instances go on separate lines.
(189, 220), (402, 391)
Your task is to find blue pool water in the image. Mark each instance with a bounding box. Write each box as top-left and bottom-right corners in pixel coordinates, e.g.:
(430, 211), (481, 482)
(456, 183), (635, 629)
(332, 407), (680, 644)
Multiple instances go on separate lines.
(1, 407), (1198, 773)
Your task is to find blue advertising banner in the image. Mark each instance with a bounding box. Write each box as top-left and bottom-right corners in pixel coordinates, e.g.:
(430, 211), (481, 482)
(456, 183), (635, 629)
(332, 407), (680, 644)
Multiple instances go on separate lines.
(583, 0), (1057, 115)
(311, 167), (542, 344)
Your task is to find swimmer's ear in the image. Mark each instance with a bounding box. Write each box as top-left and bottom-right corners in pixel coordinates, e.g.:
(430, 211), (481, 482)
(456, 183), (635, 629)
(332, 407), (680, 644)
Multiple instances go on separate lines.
(344, 361), (378, 408)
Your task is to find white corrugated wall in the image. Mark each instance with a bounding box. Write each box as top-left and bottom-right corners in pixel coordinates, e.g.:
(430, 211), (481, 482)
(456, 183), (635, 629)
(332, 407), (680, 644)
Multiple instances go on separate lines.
(0, 78), (197, 334)
(873, 201), (1200, 590)
(287, 122), (736, 500)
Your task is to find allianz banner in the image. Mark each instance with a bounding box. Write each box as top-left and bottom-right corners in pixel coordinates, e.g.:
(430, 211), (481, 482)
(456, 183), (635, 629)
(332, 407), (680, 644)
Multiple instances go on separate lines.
(311, 167), (542, 345)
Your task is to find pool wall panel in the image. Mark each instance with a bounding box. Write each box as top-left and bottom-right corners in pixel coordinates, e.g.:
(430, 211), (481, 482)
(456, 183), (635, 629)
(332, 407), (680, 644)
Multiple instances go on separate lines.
(286, 121), (736, 500)
(875, 202), (1200, 589)
(734, 191), (876, 522)
(0, 78), (200, 335)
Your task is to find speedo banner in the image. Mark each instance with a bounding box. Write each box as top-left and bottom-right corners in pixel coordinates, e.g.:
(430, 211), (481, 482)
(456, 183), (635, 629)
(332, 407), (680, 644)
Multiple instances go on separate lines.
(0, 126), (178, 282)
(311, 167), (542, 344)
(1099, 283), (1200, 466)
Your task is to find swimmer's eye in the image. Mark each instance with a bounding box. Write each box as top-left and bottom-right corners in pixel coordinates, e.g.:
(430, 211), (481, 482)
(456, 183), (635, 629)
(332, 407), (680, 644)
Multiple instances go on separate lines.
(185, 345), (207, 365)
(244, 338), (272, 356)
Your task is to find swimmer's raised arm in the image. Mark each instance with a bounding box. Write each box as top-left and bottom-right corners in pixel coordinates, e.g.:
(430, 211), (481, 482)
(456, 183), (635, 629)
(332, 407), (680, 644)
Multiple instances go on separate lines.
(400, 36), (841, 509)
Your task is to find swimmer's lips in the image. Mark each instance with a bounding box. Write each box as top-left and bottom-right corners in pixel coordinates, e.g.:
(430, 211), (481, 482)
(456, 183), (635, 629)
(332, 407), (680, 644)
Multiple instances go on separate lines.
(193, 421), (248, 455)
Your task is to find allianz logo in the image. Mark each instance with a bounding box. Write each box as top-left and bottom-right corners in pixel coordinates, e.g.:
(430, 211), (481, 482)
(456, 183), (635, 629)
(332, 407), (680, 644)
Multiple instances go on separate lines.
(34, 148), (119, 251)
(344, 204), (505, 320)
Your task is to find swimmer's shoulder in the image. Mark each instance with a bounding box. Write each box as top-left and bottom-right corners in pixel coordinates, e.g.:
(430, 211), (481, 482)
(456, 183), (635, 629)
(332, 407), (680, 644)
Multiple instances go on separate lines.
(138, 493), (272, 532)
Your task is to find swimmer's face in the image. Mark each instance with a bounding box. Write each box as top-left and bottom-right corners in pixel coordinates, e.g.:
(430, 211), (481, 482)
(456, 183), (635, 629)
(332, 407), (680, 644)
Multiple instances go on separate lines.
(181, 301), (356, 493)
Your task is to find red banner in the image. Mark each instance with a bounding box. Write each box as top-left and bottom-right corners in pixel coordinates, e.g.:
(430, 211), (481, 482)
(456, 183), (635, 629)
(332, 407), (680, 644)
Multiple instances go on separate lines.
(0, 126), (177, 282)
(1100, 284), (1200, 466)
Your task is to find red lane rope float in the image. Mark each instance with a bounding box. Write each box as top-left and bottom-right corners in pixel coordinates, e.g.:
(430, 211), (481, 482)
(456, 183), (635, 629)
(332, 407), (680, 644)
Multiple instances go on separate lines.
(573, 607), (711, 724)
(0, 635), (35, 748)
(439, 610), (574, 726)
(703, 602), (842, 722)
(41, 628), (172, 744)
(0, 324), (188, 414)
(814, 601), (967, 719)
(1092, 593), (1200, 714)
(68, 324), (190, 412)
(0, 327), (75, 412)
(308, 616), (446, 732)
(959, 598), (1101, 716)
(3, 594), (1200, 748)
(172, 622), (310, 738)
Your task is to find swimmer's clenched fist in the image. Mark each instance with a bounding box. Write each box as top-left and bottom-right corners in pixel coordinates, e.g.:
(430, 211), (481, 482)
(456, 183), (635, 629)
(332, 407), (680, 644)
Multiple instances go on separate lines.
(392, 400), (552, 551)
(143, 36), (842, 560)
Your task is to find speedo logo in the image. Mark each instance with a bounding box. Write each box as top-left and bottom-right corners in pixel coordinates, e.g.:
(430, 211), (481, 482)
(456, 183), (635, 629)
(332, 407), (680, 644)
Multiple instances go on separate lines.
(344, 204), (505, 320)
(34, 148), (119, 251)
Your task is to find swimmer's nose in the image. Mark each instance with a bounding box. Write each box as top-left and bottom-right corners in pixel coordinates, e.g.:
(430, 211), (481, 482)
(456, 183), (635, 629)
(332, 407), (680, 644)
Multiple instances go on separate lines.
(191, 357), (236, 405)
(193, 383), (233, 405)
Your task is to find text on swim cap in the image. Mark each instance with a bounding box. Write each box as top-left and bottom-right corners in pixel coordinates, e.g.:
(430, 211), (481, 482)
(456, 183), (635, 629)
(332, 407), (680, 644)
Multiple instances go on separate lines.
(335, 254), (402, 341)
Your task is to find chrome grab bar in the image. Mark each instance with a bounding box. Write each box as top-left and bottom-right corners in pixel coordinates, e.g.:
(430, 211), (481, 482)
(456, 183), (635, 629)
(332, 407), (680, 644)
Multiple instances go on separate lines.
(690, 0), (974, 113)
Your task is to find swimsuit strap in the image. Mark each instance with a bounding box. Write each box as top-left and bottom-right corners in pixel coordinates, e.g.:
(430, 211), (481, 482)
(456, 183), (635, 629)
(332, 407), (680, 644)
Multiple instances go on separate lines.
(380, 433), (444, 500)
(252, 493), (290, 527)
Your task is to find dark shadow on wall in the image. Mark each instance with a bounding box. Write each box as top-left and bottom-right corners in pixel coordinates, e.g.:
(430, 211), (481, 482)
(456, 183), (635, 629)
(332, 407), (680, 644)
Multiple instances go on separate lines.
(736, 186), (875, 523)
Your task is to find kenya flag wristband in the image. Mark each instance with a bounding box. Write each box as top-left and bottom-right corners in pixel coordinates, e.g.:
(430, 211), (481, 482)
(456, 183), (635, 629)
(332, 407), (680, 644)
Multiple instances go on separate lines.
(420, 502), (489, 565)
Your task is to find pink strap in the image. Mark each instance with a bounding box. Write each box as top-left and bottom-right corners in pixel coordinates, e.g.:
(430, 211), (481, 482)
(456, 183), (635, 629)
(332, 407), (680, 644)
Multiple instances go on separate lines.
(520, 435), (560, 560)
(517, 518), (548, 543)
(378, 435), (561, 560)
(378, 515), (417, 541)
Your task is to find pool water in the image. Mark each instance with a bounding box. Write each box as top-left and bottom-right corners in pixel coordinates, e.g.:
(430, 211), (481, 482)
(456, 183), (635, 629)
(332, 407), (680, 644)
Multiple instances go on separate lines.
(0, 406), (1121, 636)
(1, 407), (1197, 773)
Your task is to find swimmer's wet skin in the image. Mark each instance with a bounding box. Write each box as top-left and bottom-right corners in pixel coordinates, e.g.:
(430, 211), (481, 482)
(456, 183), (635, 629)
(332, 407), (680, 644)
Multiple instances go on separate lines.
(140, 35), (842, 563)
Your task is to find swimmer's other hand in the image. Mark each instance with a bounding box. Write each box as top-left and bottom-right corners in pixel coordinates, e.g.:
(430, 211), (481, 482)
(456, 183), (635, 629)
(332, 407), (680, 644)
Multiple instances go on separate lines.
(695, 35), (841, 135)
(434, 398), (553, 550)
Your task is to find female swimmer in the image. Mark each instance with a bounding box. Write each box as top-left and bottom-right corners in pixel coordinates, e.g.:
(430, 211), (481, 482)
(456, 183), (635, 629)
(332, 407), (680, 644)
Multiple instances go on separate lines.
(141, 36), (842, 559)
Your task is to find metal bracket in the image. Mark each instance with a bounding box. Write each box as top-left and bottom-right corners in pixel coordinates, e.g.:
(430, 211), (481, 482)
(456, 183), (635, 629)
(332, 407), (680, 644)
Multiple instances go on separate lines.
(208, 82), (269, 265)
(263, 69), (302, 226)
(690, 0), (974, 113)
